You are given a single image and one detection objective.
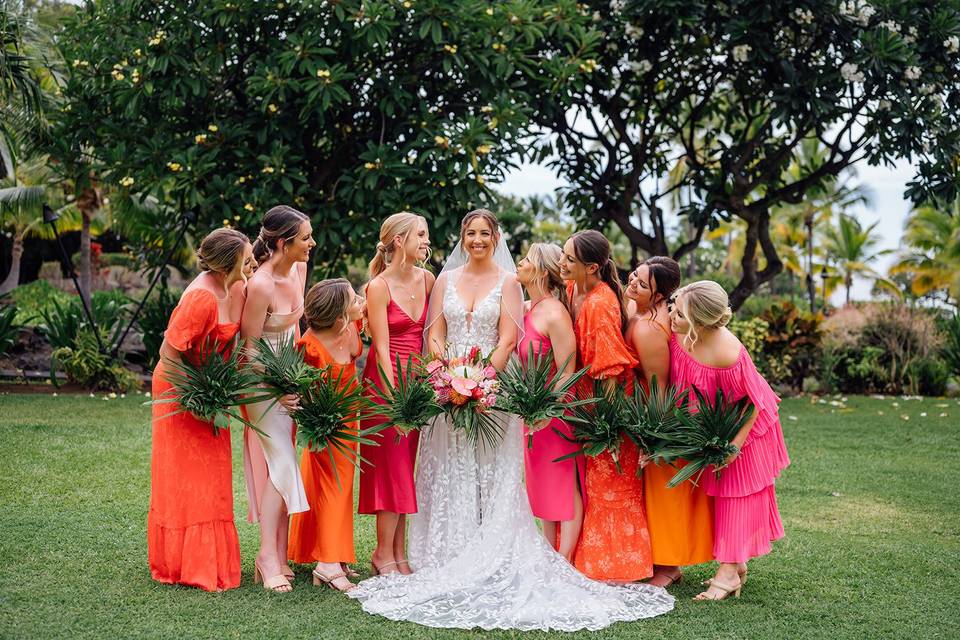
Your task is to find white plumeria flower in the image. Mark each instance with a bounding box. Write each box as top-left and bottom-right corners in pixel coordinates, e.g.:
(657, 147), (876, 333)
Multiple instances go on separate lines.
(628, 59), (653, 74)
(792, 8), (814, 24)
(609, 0), (625, 12)
(945, 36), (960, 54)
(625, 23), (644, 40)
(920, 412), (927, 417)
(732, 44), (751, 62)
(841, 62), (864, 83)
(877, 99), (892, 110)
(904, 65), (921, 81)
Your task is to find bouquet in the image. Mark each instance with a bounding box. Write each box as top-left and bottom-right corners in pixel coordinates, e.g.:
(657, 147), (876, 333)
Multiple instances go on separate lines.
(151, 337), (268, 436)
(290, 366), (383, 488)
(654, 386), (754, 488)
(555, 379), (631, 472)
(496, 344), (592, 448)
(248, 334), (323, 397)
(368, 354), (443, 440)
(623, 375), (688, 474)
(426, 345), (503, 449)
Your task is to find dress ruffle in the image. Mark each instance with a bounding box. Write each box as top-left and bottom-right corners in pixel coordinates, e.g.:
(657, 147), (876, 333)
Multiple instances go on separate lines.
(147, 518), (240, 591)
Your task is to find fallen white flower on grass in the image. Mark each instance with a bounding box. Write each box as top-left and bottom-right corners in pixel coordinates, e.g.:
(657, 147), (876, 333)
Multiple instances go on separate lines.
(878, 411), (885, 415)
(940, 413), (949, 418)
(920, 412), (928, 417)
(901, 415), (910, 421)
(788, 415), (798, 421)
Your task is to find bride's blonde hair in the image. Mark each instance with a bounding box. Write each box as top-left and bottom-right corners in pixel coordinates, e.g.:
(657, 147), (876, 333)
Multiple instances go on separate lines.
(674, 280), (733, 349)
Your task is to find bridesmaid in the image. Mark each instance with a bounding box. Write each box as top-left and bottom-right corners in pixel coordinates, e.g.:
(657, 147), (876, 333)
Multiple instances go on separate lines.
(624, 257), (714, 587)
(288, 279), (366, 592)
(148, 228), (256, 591)
(359, 212), (434, 576)
(561, 230), (653, 582)
(515, 242), (584, 561)
(241, 205), (315, 593)
(668, 280), (790, 600)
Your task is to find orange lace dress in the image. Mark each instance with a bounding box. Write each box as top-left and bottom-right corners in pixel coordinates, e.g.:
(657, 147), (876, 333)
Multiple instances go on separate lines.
(567, 282), (653, 581)
(287, 327), (362, 564)
(147, 288), (241, 592)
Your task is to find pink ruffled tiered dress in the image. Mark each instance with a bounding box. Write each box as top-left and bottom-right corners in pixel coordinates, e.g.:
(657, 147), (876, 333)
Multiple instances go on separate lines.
(669, 335), (790, 563)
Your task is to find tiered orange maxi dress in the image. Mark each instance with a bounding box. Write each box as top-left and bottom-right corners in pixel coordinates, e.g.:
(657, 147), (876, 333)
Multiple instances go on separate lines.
(148, 288), (241, 592)
(287, 327), (362, 564)
(568, 282), (654, 582)
(631, 324), (714, 568)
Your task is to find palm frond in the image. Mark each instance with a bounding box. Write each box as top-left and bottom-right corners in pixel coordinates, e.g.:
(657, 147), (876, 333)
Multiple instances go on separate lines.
(555, 380), (630, 473)
(368, 353), (442, 436)
(248, 334), (323, 397)
(624, 376), (688, 468)
(495, 344), (593, 448)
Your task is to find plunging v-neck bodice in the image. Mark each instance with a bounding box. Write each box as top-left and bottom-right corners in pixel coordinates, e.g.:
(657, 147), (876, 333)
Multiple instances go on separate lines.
(443, 268), (506, 357)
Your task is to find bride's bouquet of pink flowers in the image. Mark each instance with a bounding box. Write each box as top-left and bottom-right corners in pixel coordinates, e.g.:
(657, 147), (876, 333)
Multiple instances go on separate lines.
(425, 345), (503, 448)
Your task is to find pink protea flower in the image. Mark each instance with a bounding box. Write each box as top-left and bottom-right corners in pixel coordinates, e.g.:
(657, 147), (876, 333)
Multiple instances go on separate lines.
(426, 359), (444, 374)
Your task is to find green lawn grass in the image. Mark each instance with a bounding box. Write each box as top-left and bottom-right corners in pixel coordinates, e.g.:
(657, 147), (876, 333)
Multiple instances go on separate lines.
(1, 392), (958, 639)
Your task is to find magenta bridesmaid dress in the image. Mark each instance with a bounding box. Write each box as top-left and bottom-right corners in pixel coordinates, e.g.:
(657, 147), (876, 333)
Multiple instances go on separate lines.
(669, 334), (791, 563)
(357, 277), (427, 515)
(519, 299), (586, 522)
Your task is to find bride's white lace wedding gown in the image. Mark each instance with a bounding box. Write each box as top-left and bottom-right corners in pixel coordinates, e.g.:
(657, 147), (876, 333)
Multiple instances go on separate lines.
(348, 268), (675, 631)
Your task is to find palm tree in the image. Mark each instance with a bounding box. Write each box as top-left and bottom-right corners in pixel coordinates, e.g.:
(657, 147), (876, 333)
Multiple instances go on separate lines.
(890, 200), (960, 307)
(821, 213), (900, 305)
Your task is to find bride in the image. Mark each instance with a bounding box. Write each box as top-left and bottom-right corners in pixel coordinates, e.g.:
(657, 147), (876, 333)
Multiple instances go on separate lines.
(348, 210), (674, 631)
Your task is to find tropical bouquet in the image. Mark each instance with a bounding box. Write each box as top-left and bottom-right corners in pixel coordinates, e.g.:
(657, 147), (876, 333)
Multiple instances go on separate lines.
(654, 386), (754, 488)
(623, 376), (688, 474)
(151, 337), (268, 436)
(289, 366), (386, 487)
(555, 379), (632, 472)
(426, 345), (502, 448)
(496, 344), (593, 448)
(368, 354), (443, 441)
(248, 334), (323, 398)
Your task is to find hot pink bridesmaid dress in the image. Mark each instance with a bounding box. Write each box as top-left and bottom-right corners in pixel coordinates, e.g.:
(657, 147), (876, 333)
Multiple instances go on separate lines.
(519, 299), (586, 522)
(357, 276), (427, 515)
(669, 335), (791, 563)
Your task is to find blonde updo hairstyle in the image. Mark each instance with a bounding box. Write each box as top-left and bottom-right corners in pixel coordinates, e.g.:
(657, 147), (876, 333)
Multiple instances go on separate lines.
(196, 228), (249, 274)
(368, 211), (429, 279)
(304, 278), (353, 332)
(674, 280), (733, 349)
(525, 242), (568, 307)
(252, 205), (309, 264)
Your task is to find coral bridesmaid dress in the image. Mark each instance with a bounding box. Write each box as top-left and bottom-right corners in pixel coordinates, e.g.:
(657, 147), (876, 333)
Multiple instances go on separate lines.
(567, 283), (654, 582)
(147, 288), (241, 592)
(357, 276), (427, 515)
(518, 299), (585, 523)
(288, 328), (362, 564)
(669, 335), (790, 563)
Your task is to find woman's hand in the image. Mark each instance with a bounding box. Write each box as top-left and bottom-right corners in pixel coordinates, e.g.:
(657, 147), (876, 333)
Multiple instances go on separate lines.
(278, 394), (301, 412)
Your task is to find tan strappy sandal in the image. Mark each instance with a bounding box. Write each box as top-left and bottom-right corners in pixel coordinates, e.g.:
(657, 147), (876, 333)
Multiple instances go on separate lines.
(341, 563), (360, 579)
(648, 569), (683, 588)
(703, 567), (747, 587)
(282, 566), (296, 582)
(312, 568), (357, 592)
(370, 559), (398, 576)
(396, 558), (413, 574)
(693, 577), (742, 601)
(254, 561), (293, 593)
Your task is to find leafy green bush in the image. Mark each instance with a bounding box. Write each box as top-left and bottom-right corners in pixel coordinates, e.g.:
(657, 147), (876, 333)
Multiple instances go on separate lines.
(730, 301), (822, 392)
(0, 296), (23, 358)
(51, 329), (141, 393)
(9, 281), (72, 326)
(100, 253), (137, 269)
(821, 304), (946, 395)
(36, 291), (131, 351)
(138, 287), (179, 368)
(938, 312), (960, 379)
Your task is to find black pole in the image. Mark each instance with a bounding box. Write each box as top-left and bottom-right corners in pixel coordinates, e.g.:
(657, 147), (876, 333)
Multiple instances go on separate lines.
(110, 210), (195, 359)
(43, 204), (105, 353)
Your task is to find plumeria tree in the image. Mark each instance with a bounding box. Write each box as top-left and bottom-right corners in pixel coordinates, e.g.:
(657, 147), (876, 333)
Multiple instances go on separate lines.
(534, 0), (960, 309)
(52, 0), (598, 272)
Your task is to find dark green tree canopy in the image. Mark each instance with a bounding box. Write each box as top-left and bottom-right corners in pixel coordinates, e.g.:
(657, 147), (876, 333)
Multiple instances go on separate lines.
(54, 0), (598, 268)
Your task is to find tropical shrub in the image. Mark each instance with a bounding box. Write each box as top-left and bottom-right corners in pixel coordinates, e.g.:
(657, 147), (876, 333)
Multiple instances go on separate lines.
(9, 279), (72, 325)
(51, 329), (141, 392)
(0, 296), (22, 358)
(137, 286), (179, 368)
(938, 312), (960, 379)
(730, 301), (822, 392)
(821, 304), (947, 395)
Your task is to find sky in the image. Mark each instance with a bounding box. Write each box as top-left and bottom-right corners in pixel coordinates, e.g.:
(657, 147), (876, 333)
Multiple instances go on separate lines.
(500, 156), (916, 302)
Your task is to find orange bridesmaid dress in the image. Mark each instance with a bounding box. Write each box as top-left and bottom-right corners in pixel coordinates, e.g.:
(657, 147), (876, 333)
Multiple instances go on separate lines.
(568, 282), (654, 582)
(287, 328), (361, 564)
(631, 327), (714, 567)
(147, 288), (241, 592)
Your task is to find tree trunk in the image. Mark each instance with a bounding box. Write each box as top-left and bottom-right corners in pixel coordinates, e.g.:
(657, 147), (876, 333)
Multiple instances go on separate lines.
(845, 274), (852, 306)
(75, 183), (101, 306)
(0, 232), (24, 295)
(728, 207), (784, 311)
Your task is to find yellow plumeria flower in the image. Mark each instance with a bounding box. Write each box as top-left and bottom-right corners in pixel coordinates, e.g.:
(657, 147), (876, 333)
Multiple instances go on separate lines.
(403, 0), (412, 7)
(244, 203), (255, 212)
(485, 7), (493, 15)
(131, 69), (141, 83)
(119, 176), (135, 187)
(111, 70), (125, 81)
(195, 134), (207, 144)
(434, 135), (450, 148)
(439, 180), (447, 187)
(236, 176), (247, 184)
(476, 144), (492, 154)
(262, 166), (275, 174)
(133, 48), (142, 56)
(233, 215), (241, 221)
(268, 103), (279, 113)
(492, 42), (506, 52)
(167, 162), (182, 172)
(364, 161), (378, 170)
(222, 219), (230, 226)
(480, 105), (494, 113)
(443, 44), (458, 54)
(317, 69), (331, 77)
(208, 124), (218, 132)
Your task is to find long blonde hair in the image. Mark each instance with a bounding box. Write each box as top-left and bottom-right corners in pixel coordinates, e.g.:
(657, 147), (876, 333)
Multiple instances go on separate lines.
(196, 228), (249, 274)
(525, 243), (568, 307)
(368, 212), (428, 278)
(674, 280), (733, 349)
